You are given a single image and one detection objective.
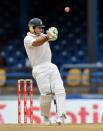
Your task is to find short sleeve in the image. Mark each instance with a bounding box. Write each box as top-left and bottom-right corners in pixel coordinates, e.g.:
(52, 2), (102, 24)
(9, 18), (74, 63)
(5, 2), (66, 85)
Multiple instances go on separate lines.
(24, 36), (36, 47)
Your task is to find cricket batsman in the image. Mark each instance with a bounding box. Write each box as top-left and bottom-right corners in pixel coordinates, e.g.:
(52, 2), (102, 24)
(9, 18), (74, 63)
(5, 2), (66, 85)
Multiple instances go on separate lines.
(24, 18), (66, 125)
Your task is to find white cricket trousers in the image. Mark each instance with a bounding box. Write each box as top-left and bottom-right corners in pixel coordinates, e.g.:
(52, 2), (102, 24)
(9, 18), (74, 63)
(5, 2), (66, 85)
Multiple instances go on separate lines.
(32, 62), (66, 116)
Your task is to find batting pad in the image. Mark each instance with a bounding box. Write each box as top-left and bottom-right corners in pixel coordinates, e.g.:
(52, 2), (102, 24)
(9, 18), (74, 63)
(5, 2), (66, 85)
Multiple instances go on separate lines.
(40, 95), (52, 117)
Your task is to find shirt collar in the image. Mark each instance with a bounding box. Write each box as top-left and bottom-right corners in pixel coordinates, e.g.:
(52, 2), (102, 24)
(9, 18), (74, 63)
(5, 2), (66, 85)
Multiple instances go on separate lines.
(27, 32), (43, 37)
(27, 32), (36, 37)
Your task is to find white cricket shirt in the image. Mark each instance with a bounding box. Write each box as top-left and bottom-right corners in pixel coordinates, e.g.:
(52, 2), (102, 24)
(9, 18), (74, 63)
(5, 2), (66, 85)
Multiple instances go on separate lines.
(24, 32), (52, 67)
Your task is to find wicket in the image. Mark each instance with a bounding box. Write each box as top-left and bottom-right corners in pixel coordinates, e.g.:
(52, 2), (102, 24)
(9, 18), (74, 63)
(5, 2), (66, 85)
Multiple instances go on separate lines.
(17, 79), (33, 124)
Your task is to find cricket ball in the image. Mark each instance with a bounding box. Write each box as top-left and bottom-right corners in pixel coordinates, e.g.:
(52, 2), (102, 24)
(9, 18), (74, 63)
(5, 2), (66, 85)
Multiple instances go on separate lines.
(64, 7), (70, 13)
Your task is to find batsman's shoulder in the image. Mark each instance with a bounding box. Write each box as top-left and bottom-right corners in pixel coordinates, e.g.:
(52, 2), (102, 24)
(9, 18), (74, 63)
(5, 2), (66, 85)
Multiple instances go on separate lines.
(24, 35), (29, 43)
(24, 35), (35, 46)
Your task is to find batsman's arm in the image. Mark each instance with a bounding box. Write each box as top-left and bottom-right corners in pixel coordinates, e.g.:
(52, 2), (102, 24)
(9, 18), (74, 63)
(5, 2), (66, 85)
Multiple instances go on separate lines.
(32, 35), (49, 47)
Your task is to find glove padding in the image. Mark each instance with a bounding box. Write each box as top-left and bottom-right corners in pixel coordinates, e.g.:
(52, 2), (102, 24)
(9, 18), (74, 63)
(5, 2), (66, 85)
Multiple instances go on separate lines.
(46, 27), (58, 41)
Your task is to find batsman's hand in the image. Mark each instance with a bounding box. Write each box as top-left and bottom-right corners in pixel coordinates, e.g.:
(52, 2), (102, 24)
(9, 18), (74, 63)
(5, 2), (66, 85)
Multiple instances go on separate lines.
(46, 27), (58, 41)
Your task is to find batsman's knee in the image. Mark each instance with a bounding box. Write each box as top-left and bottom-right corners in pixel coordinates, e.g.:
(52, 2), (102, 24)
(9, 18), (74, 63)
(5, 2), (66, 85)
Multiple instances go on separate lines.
(52, 82), (66, 95)
(55, 88), (66, 95)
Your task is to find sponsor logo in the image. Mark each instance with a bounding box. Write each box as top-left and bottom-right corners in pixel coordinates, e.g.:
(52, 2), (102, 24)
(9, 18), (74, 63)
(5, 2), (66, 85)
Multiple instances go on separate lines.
(26, 104), (103, 124)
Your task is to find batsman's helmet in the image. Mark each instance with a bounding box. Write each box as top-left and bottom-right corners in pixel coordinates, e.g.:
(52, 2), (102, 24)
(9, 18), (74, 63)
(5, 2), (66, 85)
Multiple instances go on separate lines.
(28, 18), (45, 32)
